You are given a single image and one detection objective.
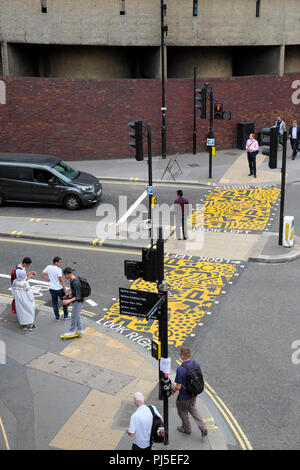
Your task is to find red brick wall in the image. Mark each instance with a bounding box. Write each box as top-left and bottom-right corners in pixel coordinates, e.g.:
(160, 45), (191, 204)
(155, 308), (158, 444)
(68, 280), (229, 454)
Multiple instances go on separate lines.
(0, 74), (299, 161)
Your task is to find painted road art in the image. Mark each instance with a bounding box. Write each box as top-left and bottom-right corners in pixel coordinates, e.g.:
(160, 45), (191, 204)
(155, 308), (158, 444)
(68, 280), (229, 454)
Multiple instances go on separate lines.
(100, 257), (245, 349)
(192, 185), (280, 233)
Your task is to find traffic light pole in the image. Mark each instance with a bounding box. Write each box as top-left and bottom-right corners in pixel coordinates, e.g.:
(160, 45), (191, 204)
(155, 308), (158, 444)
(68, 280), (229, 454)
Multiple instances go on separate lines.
(161, 0), (167, 159)
(208, 87), (214, 179)
(193, 66), (197, 155)
(147, 124), (153, 243)
(157, 226), (169, 445)
(279, 130), (287, 246)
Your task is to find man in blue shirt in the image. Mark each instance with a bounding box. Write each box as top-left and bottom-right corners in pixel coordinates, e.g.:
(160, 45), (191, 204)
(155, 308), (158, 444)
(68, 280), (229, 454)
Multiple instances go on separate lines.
(172, 346), (207, 437)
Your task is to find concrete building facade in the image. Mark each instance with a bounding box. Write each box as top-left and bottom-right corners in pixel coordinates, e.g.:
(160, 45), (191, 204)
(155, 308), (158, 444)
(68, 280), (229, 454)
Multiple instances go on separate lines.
(0, 0), (299, 160)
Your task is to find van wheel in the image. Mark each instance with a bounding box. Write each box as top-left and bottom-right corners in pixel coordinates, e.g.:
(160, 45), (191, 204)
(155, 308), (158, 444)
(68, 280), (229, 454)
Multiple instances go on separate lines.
(0, 193), (5, 207)
(63, 194), (81, 210)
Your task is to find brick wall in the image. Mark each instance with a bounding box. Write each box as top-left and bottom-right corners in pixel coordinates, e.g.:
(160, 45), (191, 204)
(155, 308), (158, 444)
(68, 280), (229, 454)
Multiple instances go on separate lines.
(0, 74), (299, 161)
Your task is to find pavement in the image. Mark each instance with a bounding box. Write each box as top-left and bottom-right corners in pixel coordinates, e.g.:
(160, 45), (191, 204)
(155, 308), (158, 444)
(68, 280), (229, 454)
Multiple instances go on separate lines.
(1, 145), (300, 451)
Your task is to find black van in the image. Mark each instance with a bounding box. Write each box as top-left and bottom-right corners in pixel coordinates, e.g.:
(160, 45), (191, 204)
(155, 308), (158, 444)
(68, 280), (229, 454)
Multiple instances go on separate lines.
(0, 153), (102, 210)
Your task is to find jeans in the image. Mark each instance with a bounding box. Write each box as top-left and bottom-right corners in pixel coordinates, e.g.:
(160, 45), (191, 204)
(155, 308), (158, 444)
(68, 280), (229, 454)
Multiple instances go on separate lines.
(49, 288), (68, 319)
(70, 301), (83, 332)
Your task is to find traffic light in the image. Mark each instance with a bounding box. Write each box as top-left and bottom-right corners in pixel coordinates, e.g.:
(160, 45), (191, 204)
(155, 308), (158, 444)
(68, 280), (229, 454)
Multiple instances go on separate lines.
(214, 103), (223, 119)
(261, 127), (278, 169)
(128, 120), (144, 161)
(195, 87), (207, 119)
(124, 247), (158, 283)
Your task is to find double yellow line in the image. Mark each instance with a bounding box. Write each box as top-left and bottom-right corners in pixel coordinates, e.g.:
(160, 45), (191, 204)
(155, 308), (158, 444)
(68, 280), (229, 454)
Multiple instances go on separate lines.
(204, 382), (253, 450)
(0, 417), (9, 450)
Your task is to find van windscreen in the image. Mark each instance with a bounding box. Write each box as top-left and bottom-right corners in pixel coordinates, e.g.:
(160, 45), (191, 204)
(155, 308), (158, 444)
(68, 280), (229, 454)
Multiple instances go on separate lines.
(53, 161), (79, 181)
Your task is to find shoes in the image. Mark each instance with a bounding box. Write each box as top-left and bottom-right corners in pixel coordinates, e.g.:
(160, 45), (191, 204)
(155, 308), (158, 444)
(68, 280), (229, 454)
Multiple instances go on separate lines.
(201, 428), (208, 438)
(28, 324), (37, 331)
(63, 331), (76, 338)
(248, 173), (252, 176)
(177, 426), (191, 435)
(55, 317), (60, 321)
(253, 175), (257, 178)
(292, 157), (295, 160)
(63, 316), (71, 320)
(76, 329), (84, 335)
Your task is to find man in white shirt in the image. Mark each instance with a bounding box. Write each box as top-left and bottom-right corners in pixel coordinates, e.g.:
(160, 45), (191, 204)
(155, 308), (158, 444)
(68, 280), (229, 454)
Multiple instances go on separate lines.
(126, 392), (162, 450)
(288, 120), (300, 160)
(42, 256), (69, 321)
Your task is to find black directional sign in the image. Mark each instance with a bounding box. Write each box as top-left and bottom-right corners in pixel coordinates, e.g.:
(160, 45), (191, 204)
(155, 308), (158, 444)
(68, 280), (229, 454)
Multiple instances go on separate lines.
(119, 288), (164, 319)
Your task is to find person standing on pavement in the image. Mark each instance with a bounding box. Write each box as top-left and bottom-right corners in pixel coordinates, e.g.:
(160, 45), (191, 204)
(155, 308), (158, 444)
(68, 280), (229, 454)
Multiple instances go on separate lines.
(61, 267), (84, 337)
(174, 190), (189, 240)
(172, 346), (207, 438)
(42, 257), (69, 321)
(126, 392), (162, 451)
(288, 120), (300, 160)
(275, 115), (286, 145)
(11, 268), (36, 331)
(246, 133), (259, 178)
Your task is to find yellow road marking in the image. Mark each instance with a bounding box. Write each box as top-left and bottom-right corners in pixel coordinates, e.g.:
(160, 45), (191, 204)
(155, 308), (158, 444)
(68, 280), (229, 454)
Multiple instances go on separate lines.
(0, 416), (10, 450)
(205, 382), (253, 450)
(0, 237), (140, 256)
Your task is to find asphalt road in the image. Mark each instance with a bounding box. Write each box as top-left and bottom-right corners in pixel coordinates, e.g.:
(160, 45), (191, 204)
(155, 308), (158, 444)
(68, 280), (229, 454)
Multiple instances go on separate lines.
(193, 257), (300, 450)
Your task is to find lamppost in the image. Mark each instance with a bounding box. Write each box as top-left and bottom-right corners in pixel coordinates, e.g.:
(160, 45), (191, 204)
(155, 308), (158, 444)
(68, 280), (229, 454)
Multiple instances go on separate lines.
(161, 0), (168, 159)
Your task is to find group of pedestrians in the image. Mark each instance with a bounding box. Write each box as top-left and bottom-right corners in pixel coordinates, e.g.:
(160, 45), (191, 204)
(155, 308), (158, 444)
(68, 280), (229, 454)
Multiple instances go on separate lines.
(11, 256), (84, 337)
(127, 347), (207, 450)
(245, 115), (300, 178)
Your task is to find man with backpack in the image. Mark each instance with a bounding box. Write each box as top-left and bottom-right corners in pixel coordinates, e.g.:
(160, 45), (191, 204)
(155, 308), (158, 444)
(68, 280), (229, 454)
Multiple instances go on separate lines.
(61, 267), (88, 337)
(172, 346), (207, 438)
(41, 256), (69, 321)
(126, 392), (163, 450)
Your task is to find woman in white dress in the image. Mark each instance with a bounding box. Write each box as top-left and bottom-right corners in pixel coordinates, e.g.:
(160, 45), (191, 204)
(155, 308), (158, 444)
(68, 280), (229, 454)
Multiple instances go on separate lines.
(11, 269), (36, 331)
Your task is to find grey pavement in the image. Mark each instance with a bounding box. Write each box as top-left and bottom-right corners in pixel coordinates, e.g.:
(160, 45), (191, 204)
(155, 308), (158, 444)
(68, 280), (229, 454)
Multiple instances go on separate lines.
(0, 297), (227, 450)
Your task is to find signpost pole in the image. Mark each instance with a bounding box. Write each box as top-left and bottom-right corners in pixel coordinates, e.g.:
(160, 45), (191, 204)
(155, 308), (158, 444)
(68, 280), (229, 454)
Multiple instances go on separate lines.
(279, 130), (287, 246)
(208, 87), (214, 179)
(157, 226), (169, 445)
(147, 124), (153, 243)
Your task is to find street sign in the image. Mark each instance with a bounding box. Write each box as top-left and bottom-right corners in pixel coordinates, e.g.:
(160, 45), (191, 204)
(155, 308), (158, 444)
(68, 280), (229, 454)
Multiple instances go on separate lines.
(147, 186), (153, 195)
(207, 138), (215, 146)
(119, 288), (164, 319)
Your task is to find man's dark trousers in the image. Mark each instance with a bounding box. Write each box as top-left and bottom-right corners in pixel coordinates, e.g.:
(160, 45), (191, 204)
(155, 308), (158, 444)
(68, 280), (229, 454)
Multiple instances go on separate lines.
(290, 139), (299, 159)
(49, 288), (68, 319)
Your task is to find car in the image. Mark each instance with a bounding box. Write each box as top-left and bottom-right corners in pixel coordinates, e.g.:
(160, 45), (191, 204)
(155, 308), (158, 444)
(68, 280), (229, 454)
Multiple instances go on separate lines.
(0, 153), (102, 210)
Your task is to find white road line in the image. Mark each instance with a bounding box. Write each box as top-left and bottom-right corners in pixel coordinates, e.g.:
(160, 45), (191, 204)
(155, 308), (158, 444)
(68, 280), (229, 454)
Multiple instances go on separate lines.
(0, 274), (49, 286)
(117, 190), (147, 224)
(86, 299), (98, 307)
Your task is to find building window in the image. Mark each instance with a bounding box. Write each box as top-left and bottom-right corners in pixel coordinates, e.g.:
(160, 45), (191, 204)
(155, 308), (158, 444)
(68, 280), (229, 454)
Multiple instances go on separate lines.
(120, 0), (125, 15)
(256, 0), (260, 17)
(41, 0), (47, 14)
(193, 0), (198, 16)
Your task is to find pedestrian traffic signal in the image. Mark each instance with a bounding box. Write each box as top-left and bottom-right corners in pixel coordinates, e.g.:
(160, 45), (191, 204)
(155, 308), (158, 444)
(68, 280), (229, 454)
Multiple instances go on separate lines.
(128, 120), (144, 161)
(214, 103), (223, 119)
(124, 247), (158, 283)
(195, 87), (207, 119)
(261, 127), (278, 169)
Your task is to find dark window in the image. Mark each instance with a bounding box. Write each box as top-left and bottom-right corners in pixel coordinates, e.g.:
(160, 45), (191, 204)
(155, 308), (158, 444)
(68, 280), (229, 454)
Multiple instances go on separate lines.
(41, 0), (47, 14)
(120, 0), (125, 15)
(193, 0), (198, 16)
(33, 169), (53, 183)
(256, 0), (260, 17)
(1, 166), (33, 181)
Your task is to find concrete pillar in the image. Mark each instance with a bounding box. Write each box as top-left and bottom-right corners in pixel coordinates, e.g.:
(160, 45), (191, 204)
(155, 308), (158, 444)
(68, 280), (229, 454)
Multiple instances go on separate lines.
(279, 44), (285, 77)
(1, 41), (9, 76)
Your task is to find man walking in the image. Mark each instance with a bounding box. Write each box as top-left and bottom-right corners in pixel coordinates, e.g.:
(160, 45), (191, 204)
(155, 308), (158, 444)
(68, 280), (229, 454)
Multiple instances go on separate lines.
(288, 120), (300, 160)
(246, 133), (259, 178)
(61, 267), (84, 337)
(174, 190), (189, 240)
(172, 346), (207, 438)
(275, 115), (286, 144)
(42, 257), (69, 321)
(126, 392), (162, 450)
